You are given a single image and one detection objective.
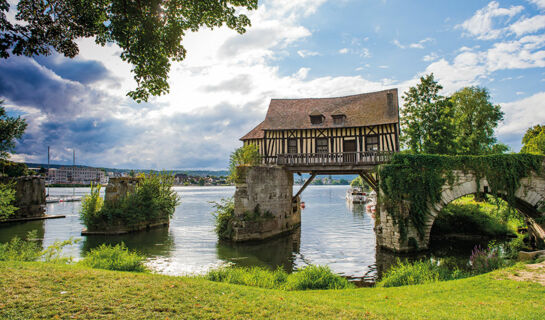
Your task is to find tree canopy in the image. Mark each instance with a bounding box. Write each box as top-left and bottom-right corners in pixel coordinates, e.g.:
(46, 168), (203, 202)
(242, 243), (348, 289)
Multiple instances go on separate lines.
(400, 74), (505, 155)
(0, 100), (27, 159)
(400, 74), (456, 154)
(1, 0), (258, 102)
(521, 125), (545, 155)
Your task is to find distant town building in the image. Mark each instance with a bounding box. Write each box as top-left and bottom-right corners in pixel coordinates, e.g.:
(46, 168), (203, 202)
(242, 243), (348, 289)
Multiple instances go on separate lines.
(47, 167), (108, 185)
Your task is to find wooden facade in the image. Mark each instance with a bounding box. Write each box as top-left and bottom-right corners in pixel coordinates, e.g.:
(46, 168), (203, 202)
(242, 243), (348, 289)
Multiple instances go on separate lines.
(240, 89), (400, 168)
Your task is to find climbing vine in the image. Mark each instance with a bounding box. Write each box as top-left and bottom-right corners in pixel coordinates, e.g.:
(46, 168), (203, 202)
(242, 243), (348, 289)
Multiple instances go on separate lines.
(378, 153), (544, 239)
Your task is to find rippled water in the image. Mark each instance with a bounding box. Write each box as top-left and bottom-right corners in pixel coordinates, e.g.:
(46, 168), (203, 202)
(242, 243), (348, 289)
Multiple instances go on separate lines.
(0, 186), (379, 278)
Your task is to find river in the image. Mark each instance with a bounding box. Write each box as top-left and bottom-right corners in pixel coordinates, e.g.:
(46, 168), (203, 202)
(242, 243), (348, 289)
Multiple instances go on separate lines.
(0, 185), (488, 280)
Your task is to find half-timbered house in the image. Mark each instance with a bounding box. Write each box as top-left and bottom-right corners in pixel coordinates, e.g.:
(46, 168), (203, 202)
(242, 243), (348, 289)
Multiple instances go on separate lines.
(240, 89), (400, 172)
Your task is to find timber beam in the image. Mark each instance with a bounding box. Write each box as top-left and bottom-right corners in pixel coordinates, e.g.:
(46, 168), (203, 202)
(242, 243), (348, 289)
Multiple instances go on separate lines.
(359, 172), (378, 191)
(293, 172), (317, 202)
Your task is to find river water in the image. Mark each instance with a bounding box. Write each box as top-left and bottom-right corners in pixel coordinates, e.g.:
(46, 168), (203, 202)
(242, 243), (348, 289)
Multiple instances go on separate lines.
(0, 185), (486, 280)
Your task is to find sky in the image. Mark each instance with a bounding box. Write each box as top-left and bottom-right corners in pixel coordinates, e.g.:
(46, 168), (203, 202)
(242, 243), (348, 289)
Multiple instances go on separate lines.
(1, 0), (545, 170)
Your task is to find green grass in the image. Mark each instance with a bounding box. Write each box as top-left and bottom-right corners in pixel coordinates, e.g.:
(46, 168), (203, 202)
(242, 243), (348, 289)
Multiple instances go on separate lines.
(378, 260), (469, 287)
(432, 195), (520, 238)
(205, 265), (353, 290)
(0, 262), (543, 319)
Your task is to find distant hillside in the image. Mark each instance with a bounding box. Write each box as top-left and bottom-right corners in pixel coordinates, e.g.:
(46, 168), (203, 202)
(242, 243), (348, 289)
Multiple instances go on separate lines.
(24, 162), (229, 177)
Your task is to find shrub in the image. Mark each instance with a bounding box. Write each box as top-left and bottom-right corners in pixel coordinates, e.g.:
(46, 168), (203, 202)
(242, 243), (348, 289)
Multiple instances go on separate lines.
(378, 259), (468, 287)
(228, 145), (261, 182)
(211, 197), (235, 240)
(80, 184), (104, 228)
(205, 265), (353, 290)
(0, 159), (29, 177)
(0, 182), (17, 220)
(284, 265), (354, 290)
(80, 173), (180, 231)
(0, 230), (41, 261)
(80, 243), (148, 272)
(41, 238), (80, 264)
(469, 245), (505, 274)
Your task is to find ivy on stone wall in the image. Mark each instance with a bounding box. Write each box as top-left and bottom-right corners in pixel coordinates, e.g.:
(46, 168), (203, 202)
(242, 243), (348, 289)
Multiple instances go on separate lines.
(378, 153), (544, 239)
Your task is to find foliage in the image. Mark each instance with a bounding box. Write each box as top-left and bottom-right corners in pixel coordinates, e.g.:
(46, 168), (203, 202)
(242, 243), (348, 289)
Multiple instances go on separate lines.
(400, 74), (457, 154)
(0, 230), (41, 261)
(0, 0), (258, 102)
(283, 265), (354, 290)
(0, 181), (17, 219)
(469, 245), (505, 274)
(378, 259), (468, 287)
(211, 197), (235, 240)
(400, 76), (505, 155)
(80, 243), (147, 272)
(80, 173), (180, 231)
(451, 87), (504, 155)
(521, 124), (545, 155)
(205, 265), (354, 290)
(41, 238), (80, 264)
(350, 176), (370, 190)
(0, 100), (27, 159)
(432, 196), (515, 238)
(228, 144), (261, 182)
(0, 158), (29, 177)
(379, 153), (544, 239)
(79, 183), (104, 229)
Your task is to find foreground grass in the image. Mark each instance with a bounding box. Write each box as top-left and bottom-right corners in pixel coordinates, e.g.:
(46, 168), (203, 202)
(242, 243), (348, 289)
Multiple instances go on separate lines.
(0, 262), (544, 319)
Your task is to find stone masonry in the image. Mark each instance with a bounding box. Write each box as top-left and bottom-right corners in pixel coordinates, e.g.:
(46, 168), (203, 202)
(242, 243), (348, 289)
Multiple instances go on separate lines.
(0, 176), (46, 219)
(376, 168), (545, 252)
(105, 177), (141, 202)
(232, 165), (301, 241)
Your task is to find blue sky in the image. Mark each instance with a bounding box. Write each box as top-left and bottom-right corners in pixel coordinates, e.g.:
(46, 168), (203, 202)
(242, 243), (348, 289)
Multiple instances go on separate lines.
(1, 0), (545, 169)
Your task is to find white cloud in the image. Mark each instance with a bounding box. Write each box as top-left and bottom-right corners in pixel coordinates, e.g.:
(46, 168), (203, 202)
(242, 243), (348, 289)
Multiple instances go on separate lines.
(339, 48), (349, 54)
(294, 67), (311, 80)
(422, 52), (439, 62)
(509, 15), (545, 36)
(497, 91), (545, 149)
(297, 50), (320, 58)
(393, 38), (434, 49)
(458, 1), (524, 40)
(528, 0), (545, 9)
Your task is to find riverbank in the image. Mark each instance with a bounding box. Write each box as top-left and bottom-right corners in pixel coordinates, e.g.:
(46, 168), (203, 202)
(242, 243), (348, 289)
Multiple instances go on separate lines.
(1, 262), (543, 319)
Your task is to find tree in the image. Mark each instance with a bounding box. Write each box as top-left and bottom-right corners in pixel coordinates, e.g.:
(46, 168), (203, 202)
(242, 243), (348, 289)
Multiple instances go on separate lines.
(0, 100), (27, 159)
(521, 125), (545, 154)
(400, 74), (457, 154)
(450, 87), (504, 155)
(1, 0), (258, 102)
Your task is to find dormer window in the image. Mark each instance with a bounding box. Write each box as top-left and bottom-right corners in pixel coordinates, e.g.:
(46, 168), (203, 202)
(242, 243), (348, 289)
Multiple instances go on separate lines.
(309, 110), (324, 125)
(332, 114), (346, 125)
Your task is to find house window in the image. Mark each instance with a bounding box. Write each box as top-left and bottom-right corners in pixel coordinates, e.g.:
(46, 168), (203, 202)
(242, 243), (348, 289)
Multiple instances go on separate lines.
(365, 135), (379, 151)
(310, 115), (324, 125)
(332, 115), (346, 125)
(288, 138), (297, 154)
(316, 138), (328, 153)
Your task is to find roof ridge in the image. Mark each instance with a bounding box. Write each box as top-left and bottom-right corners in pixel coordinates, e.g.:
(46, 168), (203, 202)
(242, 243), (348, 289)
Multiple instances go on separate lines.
(269, 88), (397, 101)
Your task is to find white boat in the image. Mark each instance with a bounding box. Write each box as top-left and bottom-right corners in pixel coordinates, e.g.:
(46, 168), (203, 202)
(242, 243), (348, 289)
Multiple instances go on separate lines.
(346, 187), (367, 203)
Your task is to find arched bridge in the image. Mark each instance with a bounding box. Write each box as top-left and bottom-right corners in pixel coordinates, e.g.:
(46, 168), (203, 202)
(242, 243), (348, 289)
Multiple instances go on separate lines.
(376, 155), (545, 252)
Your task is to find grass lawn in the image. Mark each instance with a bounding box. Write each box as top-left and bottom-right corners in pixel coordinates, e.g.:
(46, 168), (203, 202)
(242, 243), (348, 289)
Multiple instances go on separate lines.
(0, 262), (544, 319)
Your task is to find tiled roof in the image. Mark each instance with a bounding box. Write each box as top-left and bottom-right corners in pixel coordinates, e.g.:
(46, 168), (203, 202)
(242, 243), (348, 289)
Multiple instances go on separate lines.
(240, 121), (265, 140)
(240, 89), (399, 139)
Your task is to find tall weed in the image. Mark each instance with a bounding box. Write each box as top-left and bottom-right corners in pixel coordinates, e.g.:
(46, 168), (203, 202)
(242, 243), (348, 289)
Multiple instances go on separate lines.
(80, 243), (147, 272)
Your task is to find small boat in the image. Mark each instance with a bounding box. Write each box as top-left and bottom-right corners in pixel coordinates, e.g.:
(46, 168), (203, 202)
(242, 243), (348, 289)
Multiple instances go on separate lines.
(346, 187), (367, 203)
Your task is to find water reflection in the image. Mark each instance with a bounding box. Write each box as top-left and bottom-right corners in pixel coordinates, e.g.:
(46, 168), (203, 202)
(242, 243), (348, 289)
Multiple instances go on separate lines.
(0, 220), (45, 243)
(216, 228), (301, 271)
(81, 226), (176, 258)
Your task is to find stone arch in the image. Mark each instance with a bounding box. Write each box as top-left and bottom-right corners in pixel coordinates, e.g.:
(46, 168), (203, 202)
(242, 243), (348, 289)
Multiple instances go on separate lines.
(376, 170), (545, 252)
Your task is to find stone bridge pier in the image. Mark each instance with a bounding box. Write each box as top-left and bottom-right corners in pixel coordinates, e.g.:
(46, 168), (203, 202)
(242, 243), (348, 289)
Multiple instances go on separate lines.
(376, 170), (545, 252)
(232, 166), (301, 242)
